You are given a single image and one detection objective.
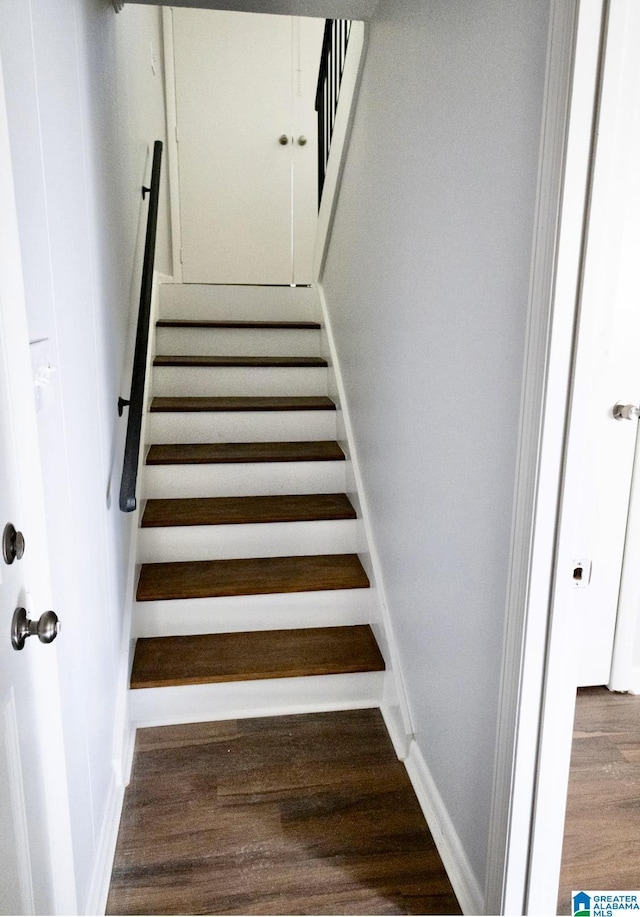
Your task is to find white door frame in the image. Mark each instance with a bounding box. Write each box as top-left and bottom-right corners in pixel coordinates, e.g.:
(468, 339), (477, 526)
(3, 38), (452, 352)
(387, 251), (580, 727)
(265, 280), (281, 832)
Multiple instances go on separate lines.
(484, 0), (608, 912)
(526, 1), (640, 911)
(490, 0), (640, 912)
(162, 7), (182, 284)
(606, 0), (640, 695)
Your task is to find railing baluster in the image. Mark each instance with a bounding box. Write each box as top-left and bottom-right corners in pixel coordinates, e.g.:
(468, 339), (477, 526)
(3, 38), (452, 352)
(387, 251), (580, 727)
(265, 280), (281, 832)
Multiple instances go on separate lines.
(315, 19), (351, 207)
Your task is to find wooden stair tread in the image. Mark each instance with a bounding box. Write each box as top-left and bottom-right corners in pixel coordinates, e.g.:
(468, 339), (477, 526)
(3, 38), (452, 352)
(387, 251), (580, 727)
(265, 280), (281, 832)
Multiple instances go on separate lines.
(137, 553), (370, 602)
(141, 493), (356, 527)
(130, 625), (384, 689)
(145, 441), (346, 465)
(150, 395), (336, 412)
(157, 319), (321, 330)
(153, 355), (327, 367)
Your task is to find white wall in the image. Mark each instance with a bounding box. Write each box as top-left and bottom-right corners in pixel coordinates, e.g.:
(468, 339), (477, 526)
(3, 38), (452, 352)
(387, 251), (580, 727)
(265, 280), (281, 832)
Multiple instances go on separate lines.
(0, 1), (169, 909)
(320, 0), (551, 890)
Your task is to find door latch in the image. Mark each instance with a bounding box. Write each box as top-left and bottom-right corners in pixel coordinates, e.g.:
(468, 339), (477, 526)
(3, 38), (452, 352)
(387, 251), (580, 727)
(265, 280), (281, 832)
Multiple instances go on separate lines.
(613, 402), (640, 421)
(572, 558), (592, 588)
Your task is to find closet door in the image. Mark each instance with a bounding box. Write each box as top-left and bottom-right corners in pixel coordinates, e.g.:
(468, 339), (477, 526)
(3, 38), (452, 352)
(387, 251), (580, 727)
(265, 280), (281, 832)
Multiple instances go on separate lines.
(174, 9), (321, 285)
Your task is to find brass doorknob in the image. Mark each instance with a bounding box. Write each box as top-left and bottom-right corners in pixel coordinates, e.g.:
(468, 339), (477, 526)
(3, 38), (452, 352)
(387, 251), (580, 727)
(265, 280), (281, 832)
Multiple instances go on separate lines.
(278, 134), (289, 145)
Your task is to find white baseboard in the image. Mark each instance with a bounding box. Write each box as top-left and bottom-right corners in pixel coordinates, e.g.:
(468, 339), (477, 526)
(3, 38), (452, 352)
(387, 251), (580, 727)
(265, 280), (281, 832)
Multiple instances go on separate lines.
(622, 668), (640, 694)
(405, 740), (484, 917)
(83, 770), (126, 916)
(121, 725), (137, 787)
(381, 692), (413, 760)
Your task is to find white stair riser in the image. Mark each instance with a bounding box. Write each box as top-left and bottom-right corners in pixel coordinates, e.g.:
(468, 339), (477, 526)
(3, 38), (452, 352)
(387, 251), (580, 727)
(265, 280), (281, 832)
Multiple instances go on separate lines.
(138, 518), (357, 563)
(128, 671), (384, 727)
(133, 587), (372, 638)
(159, 284), (318, 322)
(152, 365), (327, 397)
(147, 410), (337, 444)
(156, 327), (321, 357)
(143, 460), (347, 499)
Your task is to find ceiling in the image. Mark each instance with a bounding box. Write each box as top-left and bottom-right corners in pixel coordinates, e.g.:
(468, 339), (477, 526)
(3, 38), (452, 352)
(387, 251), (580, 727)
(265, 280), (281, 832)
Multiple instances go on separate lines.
(125, 0), (379, 19)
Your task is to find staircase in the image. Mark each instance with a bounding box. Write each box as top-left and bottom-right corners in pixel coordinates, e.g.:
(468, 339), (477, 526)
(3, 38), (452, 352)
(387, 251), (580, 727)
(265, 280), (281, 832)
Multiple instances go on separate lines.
(128, 284), (385, 726)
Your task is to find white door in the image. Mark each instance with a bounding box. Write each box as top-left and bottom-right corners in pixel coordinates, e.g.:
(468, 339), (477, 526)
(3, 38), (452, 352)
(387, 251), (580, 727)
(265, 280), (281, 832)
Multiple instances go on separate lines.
(567, 0), (640, 688)
(0, 57), (72, 915)
(173, 9), (323, 285)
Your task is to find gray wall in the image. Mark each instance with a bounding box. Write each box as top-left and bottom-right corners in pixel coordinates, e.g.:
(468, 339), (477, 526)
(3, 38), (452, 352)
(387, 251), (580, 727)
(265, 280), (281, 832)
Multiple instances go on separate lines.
(321, 0), (551, 887)
(0, 2), (169, 907)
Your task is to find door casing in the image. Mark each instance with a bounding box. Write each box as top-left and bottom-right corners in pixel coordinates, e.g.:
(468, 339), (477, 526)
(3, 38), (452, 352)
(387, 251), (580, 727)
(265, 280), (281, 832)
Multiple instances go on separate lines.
(489, 0), (640, 912)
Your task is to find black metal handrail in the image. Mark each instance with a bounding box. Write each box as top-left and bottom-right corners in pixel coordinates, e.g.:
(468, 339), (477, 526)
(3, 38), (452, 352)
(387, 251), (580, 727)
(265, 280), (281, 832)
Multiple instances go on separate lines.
(119, 140), (163, 513)
(315, 19), (351, 207)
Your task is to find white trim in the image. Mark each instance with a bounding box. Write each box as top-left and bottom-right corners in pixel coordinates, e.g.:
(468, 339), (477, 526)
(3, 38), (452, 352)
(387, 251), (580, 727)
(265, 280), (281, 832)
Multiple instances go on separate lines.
(380, 701), (411, 762)
(405, 740), (484, 917)
(609, 211), (640, 695)
(609, 423), (640, 689)
(315, 283), (414, 755)
(3, 689), (35, 915)
(162, 8), (183, 284)
(526, 2), (640, 912)
(313, 22), (368, 281)
(485, 2), (604, 913)
(621, 668), (640, 696)
(128, 671), (384, 726)
(84, 774), (126, 917)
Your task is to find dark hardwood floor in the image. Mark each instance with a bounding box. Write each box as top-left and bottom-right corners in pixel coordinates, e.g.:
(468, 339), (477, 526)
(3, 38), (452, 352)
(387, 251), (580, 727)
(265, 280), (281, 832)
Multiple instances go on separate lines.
(558, 687), (640, 914)
(107, 709), (461, 915)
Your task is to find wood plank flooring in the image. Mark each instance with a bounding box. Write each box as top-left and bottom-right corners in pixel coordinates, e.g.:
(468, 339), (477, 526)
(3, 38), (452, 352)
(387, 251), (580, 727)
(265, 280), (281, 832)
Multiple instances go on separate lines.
(106, 709), (462, 915)
(557, 687), (640, 914)
(145, 441), (346, 465)
(136, 553), (370, 602)
(130, 625), (385, 689)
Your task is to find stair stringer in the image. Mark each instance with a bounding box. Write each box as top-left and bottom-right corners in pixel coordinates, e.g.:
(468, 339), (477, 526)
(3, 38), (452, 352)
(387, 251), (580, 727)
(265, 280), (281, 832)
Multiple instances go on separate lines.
(125, 281), (386, 729)
(313, 284), (415, 760)
(113, 269), (172, 789)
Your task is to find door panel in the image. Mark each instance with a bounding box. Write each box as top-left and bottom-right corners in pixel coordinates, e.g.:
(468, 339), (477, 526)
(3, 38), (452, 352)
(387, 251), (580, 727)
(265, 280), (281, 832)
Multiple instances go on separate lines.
(173, 9), (322, 285)
(570, 0), (640, 686)
(0, 691), (32, 915)
(0, 57), (70, 914)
